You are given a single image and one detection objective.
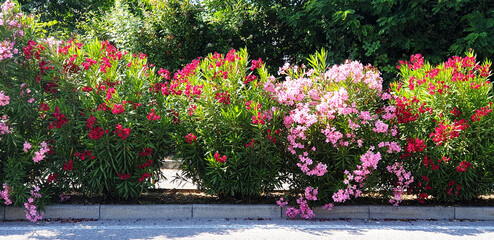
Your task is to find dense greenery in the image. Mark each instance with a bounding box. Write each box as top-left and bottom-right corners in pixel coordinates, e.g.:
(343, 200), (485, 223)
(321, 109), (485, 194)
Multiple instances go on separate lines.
(19, 0), (492, 84)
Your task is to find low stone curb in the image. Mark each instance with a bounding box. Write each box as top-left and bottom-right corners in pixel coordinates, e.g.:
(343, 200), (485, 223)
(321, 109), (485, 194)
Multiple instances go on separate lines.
(3, 205), (494, 221)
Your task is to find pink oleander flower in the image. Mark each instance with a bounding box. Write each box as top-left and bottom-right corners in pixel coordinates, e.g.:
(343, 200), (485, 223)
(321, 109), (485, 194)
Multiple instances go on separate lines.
(322, 203), (334, 211)
(0, 91), (10, 106)
(387, 162), (414, 206)
(372, 120), (389, 133)
(0, 41), (16, 61)
(1, 182), (13, 205)
(32, 141), (49, 163)
(1, 0), (15, 13)
(276, 197), (288, 207)
(23, 141), (31, 152)
(24, 186), (44, 222)
(304, 187), (318, 201)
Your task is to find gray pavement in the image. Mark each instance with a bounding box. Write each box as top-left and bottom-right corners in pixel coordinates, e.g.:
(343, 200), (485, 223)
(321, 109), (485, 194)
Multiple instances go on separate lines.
(1, 218), (494, 240)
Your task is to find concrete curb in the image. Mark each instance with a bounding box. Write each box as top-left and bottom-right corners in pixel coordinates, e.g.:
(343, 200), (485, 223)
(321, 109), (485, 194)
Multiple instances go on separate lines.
(3, 205), (494, 221)
(369, 206), (455, 220)
(100, 205), (192, 219)
(192, 204), (281, 219)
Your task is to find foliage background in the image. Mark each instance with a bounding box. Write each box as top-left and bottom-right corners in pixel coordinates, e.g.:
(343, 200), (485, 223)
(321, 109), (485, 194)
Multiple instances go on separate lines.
(17, 0), (493, 84)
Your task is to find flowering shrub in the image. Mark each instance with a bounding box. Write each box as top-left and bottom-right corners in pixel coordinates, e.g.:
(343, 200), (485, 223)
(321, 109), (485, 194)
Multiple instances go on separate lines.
(28, 37), (175, 199)
(391, 52), (493, 201)
(169, 49), (288, 198)
(0, 2), (177, 221)
(0, 0), (50, 221)
(266, 50), (408, 218)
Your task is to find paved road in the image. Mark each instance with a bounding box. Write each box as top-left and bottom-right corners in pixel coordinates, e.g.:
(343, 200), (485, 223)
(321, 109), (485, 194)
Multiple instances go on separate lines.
(1, 218), (494, 240)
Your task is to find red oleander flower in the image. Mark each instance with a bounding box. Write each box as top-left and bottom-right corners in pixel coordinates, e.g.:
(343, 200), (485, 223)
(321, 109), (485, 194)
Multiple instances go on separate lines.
(86, 115), (96, 129)
(115, 124), (131, 140)
(215, 91), (230, 105)
(252, 112), (267, 125)
(139, 148), (153, 156)
(406, 138), (426, 153)
(395, 97), (419, 123)
(250, 58), (264, 71)
(418, 192), (428, 203)
(138, 160), (153, 169)
(456, 161), (473, 172)
(244, 75), (257, 84)
(112, 104), (125, 115)
(214, 152), (227, 163)
(185, 133), (197, 144)
(47, 174), (57, 183)
(48, 106), (69, 129)
(118, 173), (131, 180)
(88, 126), (107, 140)
(63, 160), (73, 171)
(147, 109), (161, 120)
(138, 173), (151, 183)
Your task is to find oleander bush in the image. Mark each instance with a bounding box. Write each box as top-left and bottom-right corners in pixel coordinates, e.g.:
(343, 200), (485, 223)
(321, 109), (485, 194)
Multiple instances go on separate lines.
(391, 52), (494, 202)
(31, 38), (175, 199)
(0, 0), (176, 221)
(266, 50), (410, 219)
(168, 48), (288, 198)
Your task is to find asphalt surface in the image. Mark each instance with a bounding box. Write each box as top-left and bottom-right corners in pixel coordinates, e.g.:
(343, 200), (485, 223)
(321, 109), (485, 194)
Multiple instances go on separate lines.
(1, 218), (494, 240)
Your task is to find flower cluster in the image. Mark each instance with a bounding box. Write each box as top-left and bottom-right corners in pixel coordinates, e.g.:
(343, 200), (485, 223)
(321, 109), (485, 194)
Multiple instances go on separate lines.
(429, 120), (469, 145)
(406, 138), (426, 153)
(147, 109), (161, 120)
(138, 173), (151, 183)
(47, 174), (57, 183)
(118, 173), (131, 180)
(32, 141), (49, 163)
(244, 139), (257, 148)
(250, 58), (264, 71)
(214, 152), (227, 163)
(115, 124), (131, 140)
(0, 91), (9, 106)
(285, 194), (316, 219)
(185, 133), (197, 144)
(139, 148), (153, 156)
(397, 54), (424, 70)
(470, 103), (492, 122)
(215, 91), (230, 105)
(81, 57), (97, 70)
(63, 160), (74, 171)
(244, 75), (257, 85)
(387, 162), (414, 206)
(112, 103), (125, 115)
(0, 183), (12, 205)
(48, 106), (69, 129)
(0, 40), (16, 61)
(333, 150), (382, 203)
(24, 187), (44, 222)
(138, 160), (153, 169)
(75, 150), (95, 160)
(0, 115), (11, 140)
(456, 161), (473, 172)
(252, 112), (267, 125)
(87, 116), (108, 140)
